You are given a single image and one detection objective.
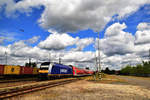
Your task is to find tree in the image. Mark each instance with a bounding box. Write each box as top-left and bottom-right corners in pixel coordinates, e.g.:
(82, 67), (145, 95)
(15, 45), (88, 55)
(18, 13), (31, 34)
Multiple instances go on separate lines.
(120, 61), (150, 77)
(25, 62), (37, 67)
(120, 65), (132, 75)
(104, 67), (110, 74)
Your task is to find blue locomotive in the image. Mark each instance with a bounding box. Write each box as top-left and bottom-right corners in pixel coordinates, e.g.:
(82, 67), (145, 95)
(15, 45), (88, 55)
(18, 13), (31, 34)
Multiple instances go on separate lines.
(38, 62), (73, 79)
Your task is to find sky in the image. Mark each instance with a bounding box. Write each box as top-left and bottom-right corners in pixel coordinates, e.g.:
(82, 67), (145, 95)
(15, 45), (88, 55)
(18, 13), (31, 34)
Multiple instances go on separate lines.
(0, 0), (150, 70)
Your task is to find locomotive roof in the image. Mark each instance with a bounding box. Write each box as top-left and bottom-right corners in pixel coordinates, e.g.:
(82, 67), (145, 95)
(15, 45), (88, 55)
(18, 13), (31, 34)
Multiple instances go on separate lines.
(41, 62), (50, 65)
(41, 62), (71, 67)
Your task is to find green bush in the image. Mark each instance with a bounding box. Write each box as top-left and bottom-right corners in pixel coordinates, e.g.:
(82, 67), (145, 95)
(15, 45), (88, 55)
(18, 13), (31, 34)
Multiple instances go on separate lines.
(120, 61), (150, 76)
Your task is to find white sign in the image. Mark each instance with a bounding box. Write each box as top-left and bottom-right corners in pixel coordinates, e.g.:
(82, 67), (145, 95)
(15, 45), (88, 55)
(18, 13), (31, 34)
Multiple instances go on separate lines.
(60, 69), (67, 73)
(40, 65), (48, 68)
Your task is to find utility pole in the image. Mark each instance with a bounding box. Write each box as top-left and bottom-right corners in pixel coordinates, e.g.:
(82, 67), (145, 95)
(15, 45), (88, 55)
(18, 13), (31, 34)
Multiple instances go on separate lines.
(149, 49), (150, 61)
(94, 53), (98, 80)
(5, 51), (7, 65)
(29, 58), (31, 67)
(95, 54), (98, 71)
(49, 53), (51, 62)
(59, 57), (61, 64)
(97, 32), (101, 80)
(36, 59), (38, 66)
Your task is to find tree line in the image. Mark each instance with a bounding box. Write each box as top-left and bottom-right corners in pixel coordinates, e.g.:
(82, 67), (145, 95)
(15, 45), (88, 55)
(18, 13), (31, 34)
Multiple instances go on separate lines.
(119, 61), (150, 77)
(103, 61), (150, 77)
(25, 62), (37, 67)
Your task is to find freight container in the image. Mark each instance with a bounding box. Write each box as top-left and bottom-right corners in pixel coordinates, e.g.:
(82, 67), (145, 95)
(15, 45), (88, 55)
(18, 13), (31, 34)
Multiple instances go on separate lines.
(32, 67), (39, 75)
(4, 65), (21, 75)
(20, 66), (33, 75)
(0, 65), (4, 75)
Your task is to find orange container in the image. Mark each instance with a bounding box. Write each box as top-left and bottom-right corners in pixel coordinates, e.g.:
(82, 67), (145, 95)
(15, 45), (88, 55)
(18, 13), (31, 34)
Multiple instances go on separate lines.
(4, 65), (21, 75)
(32, 67), (39, 75)
(0, 65), (4, 75)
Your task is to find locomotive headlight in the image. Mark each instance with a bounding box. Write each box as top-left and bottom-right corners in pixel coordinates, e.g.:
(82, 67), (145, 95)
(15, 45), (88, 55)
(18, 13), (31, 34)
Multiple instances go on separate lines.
(39, 70), (49, 73)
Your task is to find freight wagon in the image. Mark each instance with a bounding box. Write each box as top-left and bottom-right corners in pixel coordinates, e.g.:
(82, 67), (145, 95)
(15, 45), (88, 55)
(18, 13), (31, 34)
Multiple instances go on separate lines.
(20, 66), (33, 77)
(0, 64), (39, 78)
(0, 65), (4, 76)
(4, 65), (21, 76)
(33, 67), (39, 75)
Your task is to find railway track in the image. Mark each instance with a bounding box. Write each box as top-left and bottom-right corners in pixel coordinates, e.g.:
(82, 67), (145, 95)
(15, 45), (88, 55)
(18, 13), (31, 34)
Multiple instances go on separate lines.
(0, 78), (78, 99)
(0, 79), (38, 84)
(0, 78), (38, 83)
(0, 81), (38, 89)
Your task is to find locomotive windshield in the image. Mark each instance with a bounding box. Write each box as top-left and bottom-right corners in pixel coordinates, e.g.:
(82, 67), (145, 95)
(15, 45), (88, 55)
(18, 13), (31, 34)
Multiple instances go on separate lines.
(41, 62), (50, 65)
(40, 62), (50, 70)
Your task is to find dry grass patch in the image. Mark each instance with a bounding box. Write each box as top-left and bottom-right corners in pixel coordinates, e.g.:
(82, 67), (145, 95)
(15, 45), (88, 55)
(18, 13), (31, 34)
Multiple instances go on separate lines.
(6, 75), (150, 100)
(85, 74), (127, 84)
(12, 80), (150, 100)
(101, 75), (127, 83)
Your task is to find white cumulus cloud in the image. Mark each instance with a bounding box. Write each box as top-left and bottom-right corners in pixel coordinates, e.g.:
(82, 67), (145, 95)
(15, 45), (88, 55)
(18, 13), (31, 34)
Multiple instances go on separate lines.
(72, 38), (94, 51)
(1, 0), (150, 32)
(100, 23), (134, 56)
(38, 32), (79, 50)
(26, 36), (40, 44)
(135, 22), (150, 45)
(95, 22), (150, 69)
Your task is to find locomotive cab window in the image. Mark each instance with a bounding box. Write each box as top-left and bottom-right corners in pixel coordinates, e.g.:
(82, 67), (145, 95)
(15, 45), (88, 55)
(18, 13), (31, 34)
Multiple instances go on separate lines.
(40, 67), (48, 70)
(40, 62), (50, 70)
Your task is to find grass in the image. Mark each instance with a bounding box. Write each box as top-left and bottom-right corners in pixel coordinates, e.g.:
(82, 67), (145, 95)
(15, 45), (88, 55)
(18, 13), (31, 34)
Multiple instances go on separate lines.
(78, 74), (127, 84)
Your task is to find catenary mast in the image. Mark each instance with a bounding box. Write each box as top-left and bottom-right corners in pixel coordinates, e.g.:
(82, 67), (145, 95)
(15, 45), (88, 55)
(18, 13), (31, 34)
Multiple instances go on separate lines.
(97, 32), (101, 79)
